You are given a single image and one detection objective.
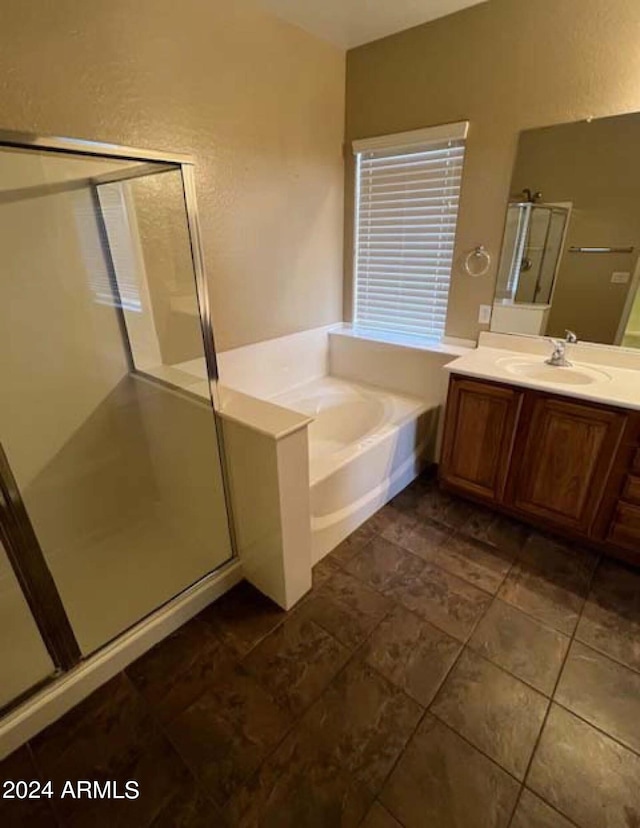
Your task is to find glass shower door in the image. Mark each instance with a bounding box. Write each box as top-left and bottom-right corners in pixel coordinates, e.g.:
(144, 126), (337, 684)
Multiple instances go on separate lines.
(0, 535), (56, 710)
(0, 146), (233, 658)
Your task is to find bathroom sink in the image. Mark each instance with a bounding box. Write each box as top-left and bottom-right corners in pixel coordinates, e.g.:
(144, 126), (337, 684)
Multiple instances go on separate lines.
(495, 357), (612, 386)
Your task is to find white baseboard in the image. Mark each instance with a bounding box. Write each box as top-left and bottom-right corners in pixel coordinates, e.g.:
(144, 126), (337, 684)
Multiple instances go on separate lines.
(0, 560), (243, 760)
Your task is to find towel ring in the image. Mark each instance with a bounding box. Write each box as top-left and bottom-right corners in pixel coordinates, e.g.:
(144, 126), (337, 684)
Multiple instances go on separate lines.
(464, 245), (491, 277)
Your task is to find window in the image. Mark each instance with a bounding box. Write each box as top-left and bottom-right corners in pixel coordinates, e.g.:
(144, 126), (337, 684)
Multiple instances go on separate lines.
(352, 121), (468, 342)
(74, 182), (142, 312)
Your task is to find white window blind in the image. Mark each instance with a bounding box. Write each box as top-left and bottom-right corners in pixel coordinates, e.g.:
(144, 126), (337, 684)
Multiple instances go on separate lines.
(74, 183), (142, 312)
(353, 122), (468, 342)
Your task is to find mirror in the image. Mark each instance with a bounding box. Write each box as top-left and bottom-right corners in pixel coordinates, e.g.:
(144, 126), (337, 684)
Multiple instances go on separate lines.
(492, 112), (640, 348)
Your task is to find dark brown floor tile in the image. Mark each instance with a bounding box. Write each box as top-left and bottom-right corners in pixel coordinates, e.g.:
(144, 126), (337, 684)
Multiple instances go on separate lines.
(327, 524), (377, 568)
(497, 534), (597, 637)
(390, 562), (492, 642)
(361, 801), (403, 828)
(31, 674), (161, 783)
(55, 738), (192, 828)
(345, 536), (426, 595)
(150, 781), (226, 827)
(312, 555), (342, 587)
(225, 723), (373, 828)
(415, 486), (475, 529)
(389, 481), (425, 515)
(380, 714), (519, 828)
(510, 790), (575, 828)
(469, 600), (570, 695)
(127, 618), (236, 722)
(518, 533), (599, 589)
(528, 704), (640, 828)
(366, 503), (411, 535)
(397, 518), (450, 560)
(409, 532), (514, 595)
(301, 659), (422, 794)
(456, 504), (497, 539)
(431, 649), (548, 780)
(0, 746), (60, 827)
(461, 510), (530, 555)
(30, 676), (190, 827)
(298, 569), (392, 650)
(201, 581), (286, 658)
(498, 567), (582, 636)
(167, 664), (290, 807)
(243, 612), (350, 716)
(380, 510), (419, 548)
(575, 558), (640, 672)
(363, 604), (461, 706)
(555, 641), (640, 753)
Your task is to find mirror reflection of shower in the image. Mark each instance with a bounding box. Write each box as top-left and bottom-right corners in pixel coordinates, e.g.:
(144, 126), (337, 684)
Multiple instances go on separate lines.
(492, 195), (571, 337)
(496, 200), (571, 305)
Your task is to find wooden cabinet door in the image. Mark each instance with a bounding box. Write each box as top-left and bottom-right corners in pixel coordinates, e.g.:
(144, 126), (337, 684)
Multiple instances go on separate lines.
(440, 376), (523, 502)
(506, 395), (627, 534)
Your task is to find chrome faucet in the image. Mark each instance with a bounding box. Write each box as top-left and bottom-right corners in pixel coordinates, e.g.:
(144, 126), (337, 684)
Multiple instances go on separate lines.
(545, 330), (578, 367)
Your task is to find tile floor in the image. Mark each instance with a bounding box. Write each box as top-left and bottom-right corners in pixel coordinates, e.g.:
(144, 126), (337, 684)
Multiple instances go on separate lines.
(3, 472), (640, 827)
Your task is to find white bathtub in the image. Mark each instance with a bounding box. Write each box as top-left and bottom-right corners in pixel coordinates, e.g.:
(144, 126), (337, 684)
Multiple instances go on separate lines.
(272, 376), (439, 563)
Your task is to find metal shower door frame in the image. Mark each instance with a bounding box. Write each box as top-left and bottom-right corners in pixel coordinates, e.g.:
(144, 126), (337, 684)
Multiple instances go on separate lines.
(0, 130), (237, 705)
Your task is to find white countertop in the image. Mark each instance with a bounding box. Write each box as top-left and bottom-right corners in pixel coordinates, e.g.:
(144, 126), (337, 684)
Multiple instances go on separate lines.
(445, 345), (640, 412)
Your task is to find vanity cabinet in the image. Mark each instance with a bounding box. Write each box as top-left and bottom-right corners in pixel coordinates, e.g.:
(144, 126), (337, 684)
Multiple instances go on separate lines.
(440, 373), (640, 565)
(439, 378), (523, 502)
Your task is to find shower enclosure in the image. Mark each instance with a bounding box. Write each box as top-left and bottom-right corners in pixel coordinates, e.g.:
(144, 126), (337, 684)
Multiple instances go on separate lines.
(0, 135), (234, 714)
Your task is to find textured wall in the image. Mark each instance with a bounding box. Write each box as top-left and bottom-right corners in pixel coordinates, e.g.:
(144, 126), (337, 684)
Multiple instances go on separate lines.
(0, 0), (345, 350)
(345, 0), (640, 342)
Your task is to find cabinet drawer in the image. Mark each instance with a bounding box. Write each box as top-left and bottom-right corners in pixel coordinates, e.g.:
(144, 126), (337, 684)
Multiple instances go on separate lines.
(623, 475), (640, 506)
(609, 502), (640, 551)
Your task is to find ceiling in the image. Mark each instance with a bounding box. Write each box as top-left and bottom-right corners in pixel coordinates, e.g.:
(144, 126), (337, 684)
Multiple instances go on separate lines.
(255, 0), (488, 49)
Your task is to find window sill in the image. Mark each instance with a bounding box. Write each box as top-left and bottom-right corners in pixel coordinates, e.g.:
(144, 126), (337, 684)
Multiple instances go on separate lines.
(329, 325), (475, 357)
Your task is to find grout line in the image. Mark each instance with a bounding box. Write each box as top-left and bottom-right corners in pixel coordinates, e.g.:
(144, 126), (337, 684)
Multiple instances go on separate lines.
(248, 517), (635, 827)
(339, 512), (639, 679)
(517, 788), (583, 828)
(52, 482), (621, 828)
(505, 550), (604, 828)
(573, 626), (640, 677)
(420, 538), (529, 818)
(212, 580), (400, 823)
(427, 708), (524, 786)
(335, 519), (588, 662)
(550, 695), (640, 759)
(487, 594), (574, 639)
(291, 490), (633, 825)
(367, 710), (427, 825)
(365, 527), (521, 815)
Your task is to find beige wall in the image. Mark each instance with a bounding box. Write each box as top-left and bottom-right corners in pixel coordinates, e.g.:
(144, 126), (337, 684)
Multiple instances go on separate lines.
(345, 0), (640, 342)
(510, 116), (640, 344)
(0, 0), (345, 351)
